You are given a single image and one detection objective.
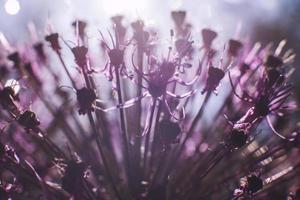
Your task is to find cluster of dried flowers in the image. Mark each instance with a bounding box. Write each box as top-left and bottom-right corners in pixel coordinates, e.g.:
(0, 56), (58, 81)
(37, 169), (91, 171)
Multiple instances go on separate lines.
(0, 10), (299, 200)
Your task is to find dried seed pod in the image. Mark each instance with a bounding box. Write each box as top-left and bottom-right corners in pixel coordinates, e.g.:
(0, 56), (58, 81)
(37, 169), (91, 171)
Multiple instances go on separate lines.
(171, 10), (186, 27)
(108, 49), (124, 66)
(265, 55), (283, 69)
(253, 96), (271, 117)
(7, 52), (21, 69)
(227, 129), (248, 149)
(18, 110), (40, 131)
(201, 28), (217, 48)
(148, 62), (176, 98)
(71, 46), (88, 67)
(266, 69), (284, 87)
(246, 175), (263, 193)
(45, 33), (61, 52)
(0, 86), (20, 116)
(76, 87), (96, 115)
(148, 79), (167, 98)
(228, 39), (243, 56)
(33, 42), (46, 62)
(202, 67), (225, 94)
(0, 86), (19, 103)
(62, 160), (87, 194)
(111, 15), (123, 25)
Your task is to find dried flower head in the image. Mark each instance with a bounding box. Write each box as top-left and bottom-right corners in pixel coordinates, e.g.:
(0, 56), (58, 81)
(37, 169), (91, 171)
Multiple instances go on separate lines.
(0, 9), (298, 200)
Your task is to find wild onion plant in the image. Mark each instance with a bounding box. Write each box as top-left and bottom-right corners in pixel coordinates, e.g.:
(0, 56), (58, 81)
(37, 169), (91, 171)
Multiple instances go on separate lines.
(0, 10), (299, 200)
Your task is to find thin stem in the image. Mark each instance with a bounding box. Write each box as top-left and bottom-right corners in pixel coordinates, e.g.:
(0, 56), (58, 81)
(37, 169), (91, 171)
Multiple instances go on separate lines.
(114, 65), (132, 188)
(181, 150), (226, 200)
(162, 92), (211, 182)
(148, 99), (163, 178)
(129, 37), (144, 197)
(143, 98), (157, 178)
(87, 112), (123, 200)
(56, 51), (77, 89)
(181, 92), (211, 154)
(75, 54), (123, 199)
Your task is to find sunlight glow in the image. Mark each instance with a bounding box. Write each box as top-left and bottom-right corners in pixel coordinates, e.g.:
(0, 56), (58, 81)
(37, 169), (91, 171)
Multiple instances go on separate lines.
(5, 79), (20, 94)
(4, 0), (20, 15)
(101, 0), (147, 15)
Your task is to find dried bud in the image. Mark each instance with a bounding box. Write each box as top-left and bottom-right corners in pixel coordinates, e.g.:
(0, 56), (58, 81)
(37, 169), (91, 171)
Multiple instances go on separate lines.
(227, 129), (248, 149)
(171, 10), (186, 27)
(76, 87), (96, 115)
(265, 55), (283, 69)
(255, 96), (272, 117)
(201, 28), (217, 48)
(62, 160), (87, 194)
(7, 52), (21, 68)
(33, 42), (46, 62)
(228, 39), (243, 56)
(18, 110), (40, 130)
(0, 87), (20, 115)
(71, 46), (88, 67)
(45, 33), (61, 52)
(108, 49), (124, 66)
(149, 79), (167, 98)
(72, 20), (87, 41)
(246, 175), (263, 193)
(266, 69), (284, 88)
(0, 86), (19, 103)
(202, 67), (225, 94)
(111, 15), (123, 25)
